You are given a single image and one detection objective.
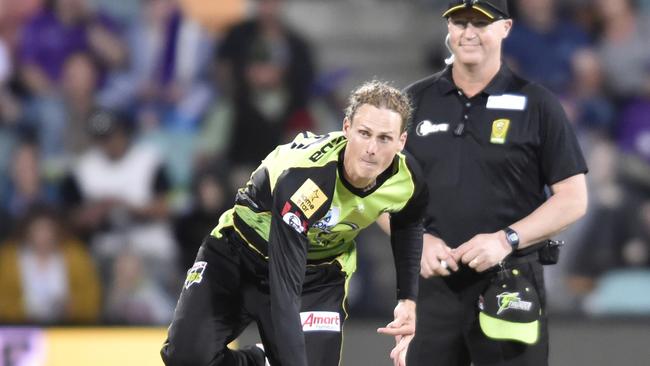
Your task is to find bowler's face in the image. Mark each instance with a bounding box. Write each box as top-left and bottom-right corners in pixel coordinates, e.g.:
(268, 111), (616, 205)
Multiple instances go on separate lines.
(342, 104), (406, 189)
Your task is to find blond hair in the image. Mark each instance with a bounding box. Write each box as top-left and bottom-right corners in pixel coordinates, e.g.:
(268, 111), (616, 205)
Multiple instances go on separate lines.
(345, 80), (412, 132)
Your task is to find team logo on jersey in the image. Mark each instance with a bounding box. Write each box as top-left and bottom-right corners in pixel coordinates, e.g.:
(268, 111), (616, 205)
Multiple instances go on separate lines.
(313, 207), (340, 231)
(184, 261), (207, 289)
(300, 311), (341, 332)
(281, 202), (308, 233)
(291, 179), (327, 218)
(416, 120), (449, 136)
(490, 118), (510, 144)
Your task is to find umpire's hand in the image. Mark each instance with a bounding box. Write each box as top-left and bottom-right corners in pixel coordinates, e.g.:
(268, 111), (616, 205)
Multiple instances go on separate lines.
(452, 231), (513, 272)
(420, 233), (458, 278)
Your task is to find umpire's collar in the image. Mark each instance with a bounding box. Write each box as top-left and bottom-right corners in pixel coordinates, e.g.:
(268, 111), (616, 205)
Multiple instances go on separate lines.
(437, 62), (514, 96)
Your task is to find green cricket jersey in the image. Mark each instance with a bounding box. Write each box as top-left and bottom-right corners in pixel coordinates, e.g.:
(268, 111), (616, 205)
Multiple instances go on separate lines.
(211, 131), (427, 366)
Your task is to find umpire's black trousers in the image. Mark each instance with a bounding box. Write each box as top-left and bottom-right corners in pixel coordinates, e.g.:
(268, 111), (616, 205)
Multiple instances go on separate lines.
(407, 259), (549, 366)
(161, 233), (349, 366)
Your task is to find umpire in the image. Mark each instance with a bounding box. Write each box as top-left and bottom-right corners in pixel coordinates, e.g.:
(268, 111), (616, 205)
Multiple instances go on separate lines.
(395, 1), (589, 365)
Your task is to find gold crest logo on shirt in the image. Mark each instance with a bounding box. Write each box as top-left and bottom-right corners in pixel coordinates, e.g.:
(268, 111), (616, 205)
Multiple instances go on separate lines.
(490, 118), (510, 144)
(291, 179), (327, 218)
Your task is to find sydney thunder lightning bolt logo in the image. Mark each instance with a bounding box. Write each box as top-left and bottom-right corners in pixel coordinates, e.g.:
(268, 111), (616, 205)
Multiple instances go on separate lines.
(496, 292), (532, 314)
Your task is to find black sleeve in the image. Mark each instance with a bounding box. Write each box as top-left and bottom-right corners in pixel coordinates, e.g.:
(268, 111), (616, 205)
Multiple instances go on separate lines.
(536, 86), (589, 184)
(388, 154), (428, 300)
(267, 169), (332, 366)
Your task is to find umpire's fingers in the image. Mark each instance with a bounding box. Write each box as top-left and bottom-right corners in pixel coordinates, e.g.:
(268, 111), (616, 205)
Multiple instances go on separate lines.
(476, 258), (499, 272)
(451, 241), (474, 261)
(475, 262), (489, 272)
(443, 253), (460, 272)
(424, 252), (450, 276)
(420, 257), (434, 278)
(461, 246), (482, 265)
(432, 259), (451, 276)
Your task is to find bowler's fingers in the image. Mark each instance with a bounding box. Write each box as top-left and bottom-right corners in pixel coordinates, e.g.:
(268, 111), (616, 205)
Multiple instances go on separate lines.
(377, 323), (414, 337)
(390, 336), (410, 359)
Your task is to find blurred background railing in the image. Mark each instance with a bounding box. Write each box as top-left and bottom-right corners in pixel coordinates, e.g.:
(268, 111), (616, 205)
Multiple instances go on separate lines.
(1, 0), (650, 364)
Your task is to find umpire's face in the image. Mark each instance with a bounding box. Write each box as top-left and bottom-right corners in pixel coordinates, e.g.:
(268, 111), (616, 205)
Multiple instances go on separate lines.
(447, 8), (512, 67)
(342, 104), (406, 189)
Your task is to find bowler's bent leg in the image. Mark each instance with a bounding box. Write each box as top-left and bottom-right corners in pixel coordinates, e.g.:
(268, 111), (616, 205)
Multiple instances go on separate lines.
(161, 237), (264, 366)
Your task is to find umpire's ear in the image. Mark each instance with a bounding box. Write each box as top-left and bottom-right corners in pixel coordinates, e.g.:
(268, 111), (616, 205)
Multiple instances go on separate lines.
(501, 19), (513, 39)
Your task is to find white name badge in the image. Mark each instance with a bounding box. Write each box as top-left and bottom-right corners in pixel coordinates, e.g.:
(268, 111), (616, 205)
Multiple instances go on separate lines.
(486, 94), (527, 111)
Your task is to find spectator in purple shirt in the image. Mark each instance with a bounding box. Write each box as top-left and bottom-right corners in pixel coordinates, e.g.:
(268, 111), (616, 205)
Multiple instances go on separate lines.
(19, 0), (125, 93)
(18, 0), (126, 162)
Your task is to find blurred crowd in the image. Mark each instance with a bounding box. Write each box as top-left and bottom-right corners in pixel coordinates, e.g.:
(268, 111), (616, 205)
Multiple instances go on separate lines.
(0, 0), (649, 326)
(502, 0), (650, 316)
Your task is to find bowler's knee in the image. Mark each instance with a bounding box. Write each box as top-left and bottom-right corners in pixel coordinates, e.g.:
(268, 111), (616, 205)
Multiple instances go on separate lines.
(161, 341), (218, 366)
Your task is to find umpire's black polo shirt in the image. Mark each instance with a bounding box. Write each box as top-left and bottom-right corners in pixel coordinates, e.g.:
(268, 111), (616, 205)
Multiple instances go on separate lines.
(405, 64), (587, 248)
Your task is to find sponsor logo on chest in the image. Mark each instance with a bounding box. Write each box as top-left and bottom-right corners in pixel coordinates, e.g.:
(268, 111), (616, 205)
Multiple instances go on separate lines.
(416, 120), (449, 136)
(290, 179), (327, 219)
(312, 207), (340, 231)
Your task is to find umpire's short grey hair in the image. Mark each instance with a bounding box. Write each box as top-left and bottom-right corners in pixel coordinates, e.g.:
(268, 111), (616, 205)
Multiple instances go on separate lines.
(345, 80), (413, 133)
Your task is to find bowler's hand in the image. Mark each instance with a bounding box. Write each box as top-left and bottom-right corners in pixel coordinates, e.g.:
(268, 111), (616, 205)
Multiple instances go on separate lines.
(377, 299), (416, 336)
(452, 232), (512, 272)
(421, 234), (458, 278)
(377, 299), (416, 366)
(389, 333), (412, 366)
